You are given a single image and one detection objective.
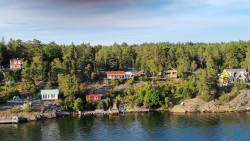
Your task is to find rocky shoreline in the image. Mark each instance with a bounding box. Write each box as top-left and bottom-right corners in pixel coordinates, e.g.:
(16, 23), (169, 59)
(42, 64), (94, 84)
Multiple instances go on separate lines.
(0, 109), (71, 124)
(170, 89), (250, 113)
(1, 89), (250, 124)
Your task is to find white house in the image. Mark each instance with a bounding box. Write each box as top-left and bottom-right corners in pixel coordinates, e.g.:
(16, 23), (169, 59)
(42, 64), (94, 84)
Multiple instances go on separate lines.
(106, 71), (134, 80)
(41, 89), (59, 101)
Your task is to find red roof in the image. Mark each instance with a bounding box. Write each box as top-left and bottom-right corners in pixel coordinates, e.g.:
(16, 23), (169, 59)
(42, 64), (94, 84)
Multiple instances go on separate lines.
(106, 71), (125, 75)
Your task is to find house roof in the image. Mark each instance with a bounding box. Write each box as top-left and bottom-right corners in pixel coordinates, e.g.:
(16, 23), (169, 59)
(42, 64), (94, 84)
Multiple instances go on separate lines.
(41, 89), (59, 95)
(225, 69), (247, 73)
(106, 71), (125, 75)
(86, 94), (103, 97)
(224, 69), (247, 78)
(162, 66), (177, 71)
(10, 58), (24, 62)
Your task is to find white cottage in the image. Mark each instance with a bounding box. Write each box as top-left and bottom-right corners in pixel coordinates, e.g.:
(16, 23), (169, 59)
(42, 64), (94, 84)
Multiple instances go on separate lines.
(41, 89), (59, 101)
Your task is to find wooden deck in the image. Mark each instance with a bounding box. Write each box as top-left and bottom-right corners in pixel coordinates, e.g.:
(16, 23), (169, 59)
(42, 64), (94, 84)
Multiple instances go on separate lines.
(0, 116), (19, 124)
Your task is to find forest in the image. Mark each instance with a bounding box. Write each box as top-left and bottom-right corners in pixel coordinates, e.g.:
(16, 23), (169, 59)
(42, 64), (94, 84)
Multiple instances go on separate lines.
(0, 38), (249, 110)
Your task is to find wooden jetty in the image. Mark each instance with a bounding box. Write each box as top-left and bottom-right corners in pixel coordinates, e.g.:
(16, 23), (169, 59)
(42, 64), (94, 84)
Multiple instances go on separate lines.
(0, 116), (19, 124)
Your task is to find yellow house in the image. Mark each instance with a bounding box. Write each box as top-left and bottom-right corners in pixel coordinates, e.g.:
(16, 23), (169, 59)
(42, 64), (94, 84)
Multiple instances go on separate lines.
(219, 69), (249, 85)
(159, 66), (178, 78)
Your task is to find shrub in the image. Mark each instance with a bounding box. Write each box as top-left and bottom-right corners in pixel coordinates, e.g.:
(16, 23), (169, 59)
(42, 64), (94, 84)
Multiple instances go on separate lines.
(126, 79), (134, 85)
(219, 94), (232, 103)
(97, 101), (104, 110)
(199, 93), (213, 102)
(7, 90), (20, 99)
(11, 106), (20, 114)
(110, 79), (119, 86)
(30, 85), (38, 95)
(23, 104), (31, 113)
(73, 98), (83, 111)
(164, 97), (170, 109)
(40, 105), (46, 113)
(105, 98), (110, 109)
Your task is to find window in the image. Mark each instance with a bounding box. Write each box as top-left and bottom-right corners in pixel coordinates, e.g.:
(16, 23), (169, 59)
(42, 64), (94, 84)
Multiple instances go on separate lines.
(14, 60), (17, 64)
(95, 96), (98, 100)
(18, 60), (21, 64)
(51, 94), (55, 98)
(43, 95), (47, 98)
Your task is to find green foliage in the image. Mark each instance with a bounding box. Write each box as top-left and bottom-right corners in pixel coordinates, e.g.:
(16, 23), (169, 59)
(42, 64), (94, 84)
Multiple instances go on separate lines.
(45, 81), (53, 89)
(220, 80), (248, 102)
(199, 93), (213, 102)
(2, 38), (250, 108)
(97, 101), (104, 110)
(11, 106), (21, 114)
(30, 85), (38, 95)
(73, 98), (83, 111)
(85, 101), (96, 110)
(58, 74), (79, 98)
(219, 93), (235, 103)
(126, 78), (134, 85)
(7, 90), (20, 99)
(110, 79), (119, 86)
(164, 97), (170, 109)
(105, 98), (110, 109)
(23, 103), (31, 113)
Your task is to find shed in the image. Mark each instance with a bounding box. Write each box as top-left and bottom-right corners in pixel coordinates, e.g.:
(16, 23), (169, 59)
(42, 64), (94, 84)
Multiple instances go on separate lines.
(41, 89), (59, 101)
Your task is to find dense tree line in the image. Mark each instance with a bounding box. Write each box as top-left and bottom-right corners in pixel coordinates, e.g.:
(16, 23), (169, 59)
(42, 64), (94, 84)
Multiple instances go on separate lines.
(1, 38), (250, 109)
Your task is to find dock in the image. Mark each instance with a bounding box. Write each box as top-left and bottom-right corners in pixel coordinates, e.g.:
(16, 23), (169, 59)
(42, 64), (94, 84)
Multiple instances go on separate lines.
(0, 116), (19, 124)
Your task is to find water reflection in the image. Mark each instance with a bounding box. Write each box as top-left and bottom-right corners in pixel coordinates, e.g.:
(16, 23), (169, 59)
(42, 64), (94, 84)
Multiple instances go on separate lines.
(1, 112), (250, 141)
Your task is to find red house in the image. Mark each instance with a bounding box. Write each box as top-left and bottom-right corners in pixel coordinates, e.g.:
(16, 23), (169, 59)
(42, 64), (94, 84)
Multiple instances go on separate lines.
(86, 94), (103, 102)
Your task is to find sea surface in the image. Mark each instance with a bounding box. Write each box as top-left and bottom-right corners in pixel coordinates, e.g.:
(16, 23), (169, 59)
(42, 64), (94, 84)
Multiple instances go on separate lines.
(0, 112), (250, 141)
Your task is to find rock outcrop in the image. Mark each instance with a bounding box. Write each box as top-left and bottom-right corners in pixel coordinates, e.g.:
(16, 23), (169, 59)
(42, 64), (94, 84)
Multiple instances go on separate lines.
(171, 89), (250, 113)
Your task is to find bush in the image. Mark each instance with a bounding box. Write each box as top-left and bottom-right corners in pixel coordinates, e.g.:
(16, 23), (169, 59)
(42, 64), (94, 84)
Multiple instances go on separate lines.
(199, 93), (213, 102)
(219, 94), (233, 102)
(23, 104), (31, 113)
(110, 79), (119, 86)
(97, 101), (104, 110)
(105, 98), (110, 109)
(219, 88), (239, 103)
(164, 97), (170, 109)
(73, 98), (83, 111)
(11, 106), (20, 114)
(126, 79), (134, 85)
(7, 90), (20, 99)
(40, 105), (46, 113)
(85, 101), (96, 110)
(139, 76), (149, 82)
(30, 85), (38, 95)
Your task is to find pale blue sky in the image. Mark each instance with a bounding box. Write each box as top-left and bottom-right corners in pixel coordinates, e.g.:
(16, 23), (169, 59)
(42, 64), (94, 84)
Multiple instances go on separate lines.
(1, 0), (250, 45)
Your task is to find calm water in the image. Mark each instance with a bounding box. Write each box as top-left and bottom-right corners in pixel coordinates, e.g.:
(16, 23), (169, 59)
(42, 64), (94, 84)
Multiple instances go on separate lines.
(1, 112), (250, 141)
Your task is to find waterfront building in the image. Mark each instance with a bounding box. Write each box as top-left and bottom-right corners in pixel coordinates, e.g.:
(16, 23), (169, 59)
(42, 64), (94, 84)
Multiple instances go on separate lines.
(41, 89), (59, 101)
(86, 94), (103, 102)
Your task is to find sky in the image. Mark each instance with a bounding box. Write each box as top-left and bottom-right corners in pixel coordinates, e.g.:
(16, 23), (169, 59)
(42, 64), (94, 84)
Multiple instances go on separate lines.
(1, 0), (250, 45)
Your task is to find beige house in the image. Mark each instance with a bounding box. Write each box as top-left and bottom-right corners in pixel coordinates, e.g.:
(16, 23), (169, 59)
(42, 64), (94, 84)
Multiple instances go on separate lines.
(159, 66), (178, 78)
(10, 58), (24, 70)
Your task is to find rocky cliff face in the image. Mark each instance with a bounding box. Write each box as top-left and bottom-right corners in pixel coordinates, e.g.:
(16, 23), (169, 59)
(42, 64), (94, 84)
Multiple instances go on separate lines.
(171, 89), (250, 113)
